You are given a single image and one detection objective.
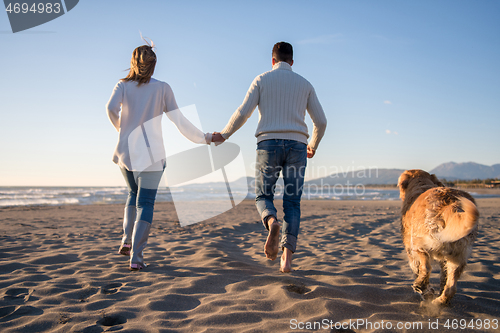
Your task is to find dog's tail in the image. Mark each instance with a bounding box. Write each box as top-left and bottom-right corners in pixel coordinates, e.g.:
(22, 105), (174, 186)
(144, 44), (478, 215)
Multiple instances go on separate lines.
(436, 197), (479, 243)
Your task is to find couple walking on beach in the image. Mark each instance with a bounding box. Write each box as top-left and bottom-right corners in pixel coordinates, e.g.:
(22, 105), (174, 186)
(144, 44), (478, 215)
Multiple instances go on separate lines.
(106, 41), (327, 272)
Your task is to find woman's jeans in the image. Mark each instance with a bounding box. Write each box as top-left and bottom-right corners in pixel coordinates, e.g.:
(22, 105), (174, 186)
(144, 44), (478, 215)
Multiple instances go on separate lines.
(255, 139), (307, 253)
(120, 167), (164, 224)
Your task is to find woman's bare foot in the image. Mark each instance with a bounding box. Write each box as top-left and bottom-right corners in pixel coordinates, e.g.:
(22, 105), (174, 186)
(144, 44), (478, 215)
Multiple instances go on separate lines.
(280, 247), (293, 273)
(264, 218), (280, 260)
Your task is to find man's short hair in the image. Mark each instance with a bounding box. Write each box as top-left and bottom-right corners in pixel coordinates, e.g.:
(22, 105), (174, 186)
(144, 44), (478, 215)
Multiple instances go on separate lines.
(272, 42), (293, 63)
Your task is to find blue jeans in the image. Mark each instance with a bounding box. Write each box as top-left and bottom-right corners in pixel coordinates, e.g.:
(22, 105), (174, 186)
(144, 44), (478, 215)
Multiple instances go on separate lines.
(255, 139), (307, 253)
(120, 167), (164, 224)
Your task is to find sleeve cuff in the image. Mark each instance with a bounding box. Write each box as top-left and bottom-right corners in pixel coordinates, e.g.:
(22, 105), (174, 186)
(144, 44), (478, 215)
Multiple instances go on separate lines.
(205, 133), (212, 145)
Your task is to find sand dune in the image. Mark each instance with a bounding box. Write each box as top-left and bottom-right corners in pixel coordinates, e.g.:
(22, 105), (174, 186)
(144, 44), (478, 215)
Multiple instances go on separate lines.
(0, 199), (499, 332)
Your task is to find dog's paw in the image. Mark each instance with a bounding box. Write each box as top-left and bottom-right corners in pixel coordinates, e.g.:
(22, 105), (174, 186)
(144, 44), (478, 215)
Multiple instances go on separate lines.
(423, 287), (436, 300)
(412, 284), (435, 301)
(431, 295), (448, 307)
(412, 283), (427, 295)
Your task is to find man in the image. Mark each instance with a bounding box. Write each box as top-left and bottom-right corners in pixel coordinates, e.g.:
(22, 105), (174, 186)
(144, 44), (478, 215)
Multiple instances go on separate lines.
(213, 42), (327, 272)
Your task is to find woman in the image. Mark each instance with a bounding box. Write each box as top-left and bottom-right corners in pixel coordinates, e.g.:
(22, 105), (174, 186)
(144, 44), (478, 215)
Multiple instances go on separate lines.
(106, 42), (211, 270)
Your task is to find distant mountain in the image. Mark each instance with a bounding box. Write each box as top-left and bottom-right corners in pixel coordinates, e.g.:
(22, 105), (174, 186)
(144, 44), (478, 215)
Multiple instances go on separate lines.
(430, 162), (500, 180)
(180, 162), (500, 189)
(306, 168), (405, 186)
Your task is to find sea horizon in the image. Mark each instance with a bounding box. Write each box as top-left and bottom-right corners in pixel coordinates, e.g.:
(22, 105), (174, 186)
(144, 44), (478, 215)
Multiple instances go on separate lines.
(2, 185), (499, 208)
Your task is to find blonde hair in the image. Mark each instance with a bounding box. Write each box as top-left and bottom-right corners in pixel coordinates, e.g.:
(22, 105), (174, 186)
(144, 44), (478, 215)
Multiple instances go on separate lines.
(123, 42), (157, 86)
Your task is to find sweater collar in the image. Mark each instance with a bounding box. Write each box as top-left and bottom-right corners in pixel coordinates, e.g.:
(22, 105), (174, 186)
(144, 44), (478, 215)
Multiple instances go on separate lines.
(272, 61), (293, 71)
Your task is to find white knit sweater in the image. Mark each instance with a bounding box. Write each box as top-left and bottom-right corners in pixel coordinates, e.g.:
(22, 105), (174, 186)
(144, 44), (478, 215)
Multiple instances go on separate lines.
(220, 62), (327, 150)
(106, 78), (210, 171)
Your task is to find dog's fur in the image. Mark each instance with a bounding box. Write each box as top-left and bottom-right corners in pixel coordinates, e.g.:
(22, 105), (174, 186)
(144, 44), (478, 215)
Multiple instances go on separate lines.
(397, 169), (479, 306)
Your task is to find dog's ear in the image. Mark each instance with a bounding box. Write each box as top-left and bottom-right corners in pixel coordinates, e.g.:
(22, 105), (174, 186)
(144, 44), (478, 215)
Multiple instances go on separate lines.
(431, 174), (444, 187)
(397, 173), (409, 190)
(397, 172), (410, 201)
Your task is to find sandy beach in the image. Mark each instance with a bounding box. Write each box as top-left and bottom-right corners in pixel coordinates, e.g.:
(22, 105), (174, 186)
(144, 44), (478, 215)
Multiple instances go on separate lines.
(0, 198), (499, 332)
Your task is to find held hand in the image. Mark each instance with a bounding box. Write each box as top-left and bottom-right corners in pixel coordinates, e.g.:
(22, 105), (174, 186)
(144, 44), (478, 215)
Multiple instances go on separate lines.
(212, 132), (226, 143)
(307, 145), (316, 158)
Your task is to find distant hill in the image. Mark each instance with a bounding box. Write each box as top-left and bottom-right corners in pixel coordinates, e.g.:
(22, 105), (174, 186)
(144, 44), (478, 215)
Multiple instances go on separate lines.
(430, 162), (500, 180)
(179, 162), (500, 189)
(306, 168), (405, 186)
(305, 163), (500, 186)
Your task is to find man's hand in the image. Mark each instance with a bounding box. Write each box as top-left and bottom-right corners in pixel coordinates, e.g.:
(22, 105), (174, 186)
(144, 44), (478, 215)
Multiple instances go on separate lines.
(212, 132), (226, 143)
(307, 145), (316, 158)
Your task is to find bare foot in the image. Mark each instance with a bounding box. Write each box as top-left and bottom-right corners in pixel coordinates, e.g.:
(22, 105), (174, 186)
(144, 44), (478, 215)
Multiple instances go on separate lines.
(280, 247), (293, 273)
(264, 218), (280, 260)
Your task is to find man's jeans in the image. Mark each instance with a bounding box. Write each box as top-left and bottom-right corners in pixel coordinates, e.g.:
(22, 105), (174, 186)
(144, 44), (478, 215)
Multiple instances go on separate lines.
(255, 139), (307, 253)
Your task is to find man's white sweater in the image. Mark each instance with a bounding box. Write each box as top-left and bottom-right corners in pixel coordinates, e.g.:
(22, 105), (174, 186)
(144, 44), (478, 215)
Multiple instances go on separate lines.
(221, 61), (327, 150)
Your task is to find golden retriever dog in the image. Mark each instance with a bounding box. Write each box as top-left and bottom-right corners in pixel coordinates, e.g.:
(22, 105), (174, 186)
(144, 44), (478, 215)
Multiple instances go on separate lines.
(397, 169), (479, 306)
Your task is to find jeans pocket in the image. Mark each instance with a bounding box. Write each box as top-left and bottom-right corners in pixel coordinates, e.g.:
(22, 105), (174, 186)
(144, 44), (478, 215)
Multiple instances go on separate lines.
(288, 144), (307, 167)
(289, 141), (307, 151)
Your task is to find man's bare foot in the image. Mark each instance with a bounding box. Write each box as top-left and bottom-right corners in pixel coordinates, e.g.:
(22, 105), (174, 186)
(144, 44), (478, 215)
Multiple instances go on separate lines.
(280, 247), (293, 273)
(264, 218), (280, 260)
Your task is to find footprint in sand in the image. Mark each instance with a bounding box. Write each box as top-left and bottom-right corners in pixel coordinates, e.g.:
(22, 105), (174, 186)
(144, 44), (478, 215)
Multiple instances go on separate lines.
(78, 285), (99, 302)
(96, 313), (127, 329)
(0, 306), (16, 320)
(82, 325), (104, 333)
(148, 294), (201, 312)
(0, 305), (43, 323)
(3, 288), (34, 302)
(285, 284), (311, 295)
(100, 282), (123, 295)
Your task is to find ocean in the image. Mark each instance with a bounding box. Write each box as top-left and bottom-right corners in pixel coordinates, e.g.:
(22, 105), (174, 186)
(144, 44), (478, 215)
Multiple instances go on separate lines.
(1, 185), (498, 208)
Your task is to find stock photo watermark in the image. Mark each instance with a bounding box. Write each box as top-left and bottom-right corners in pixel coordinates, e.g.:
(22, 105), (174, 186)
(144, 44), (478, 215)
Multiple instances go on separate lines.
(290, 317), (499, 331)
(3, 0), (79, 33)
(127, 105), (248, 227)
(127, 104), (387, 227)
(248, 163), (381, 200)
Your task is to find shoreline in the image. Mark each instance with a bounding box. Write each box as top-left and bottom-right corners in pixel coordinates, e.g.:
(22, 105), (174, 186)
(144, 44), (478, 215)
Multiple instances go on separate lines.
(2, 185), (499, 210)
(2, 186), (500, 210)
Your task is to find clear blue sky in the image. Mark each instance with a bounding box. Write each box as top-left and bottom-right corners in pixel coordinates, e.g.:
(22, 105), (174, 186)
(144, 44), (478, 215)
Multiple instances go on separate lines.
(1, 0), (499, 186)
